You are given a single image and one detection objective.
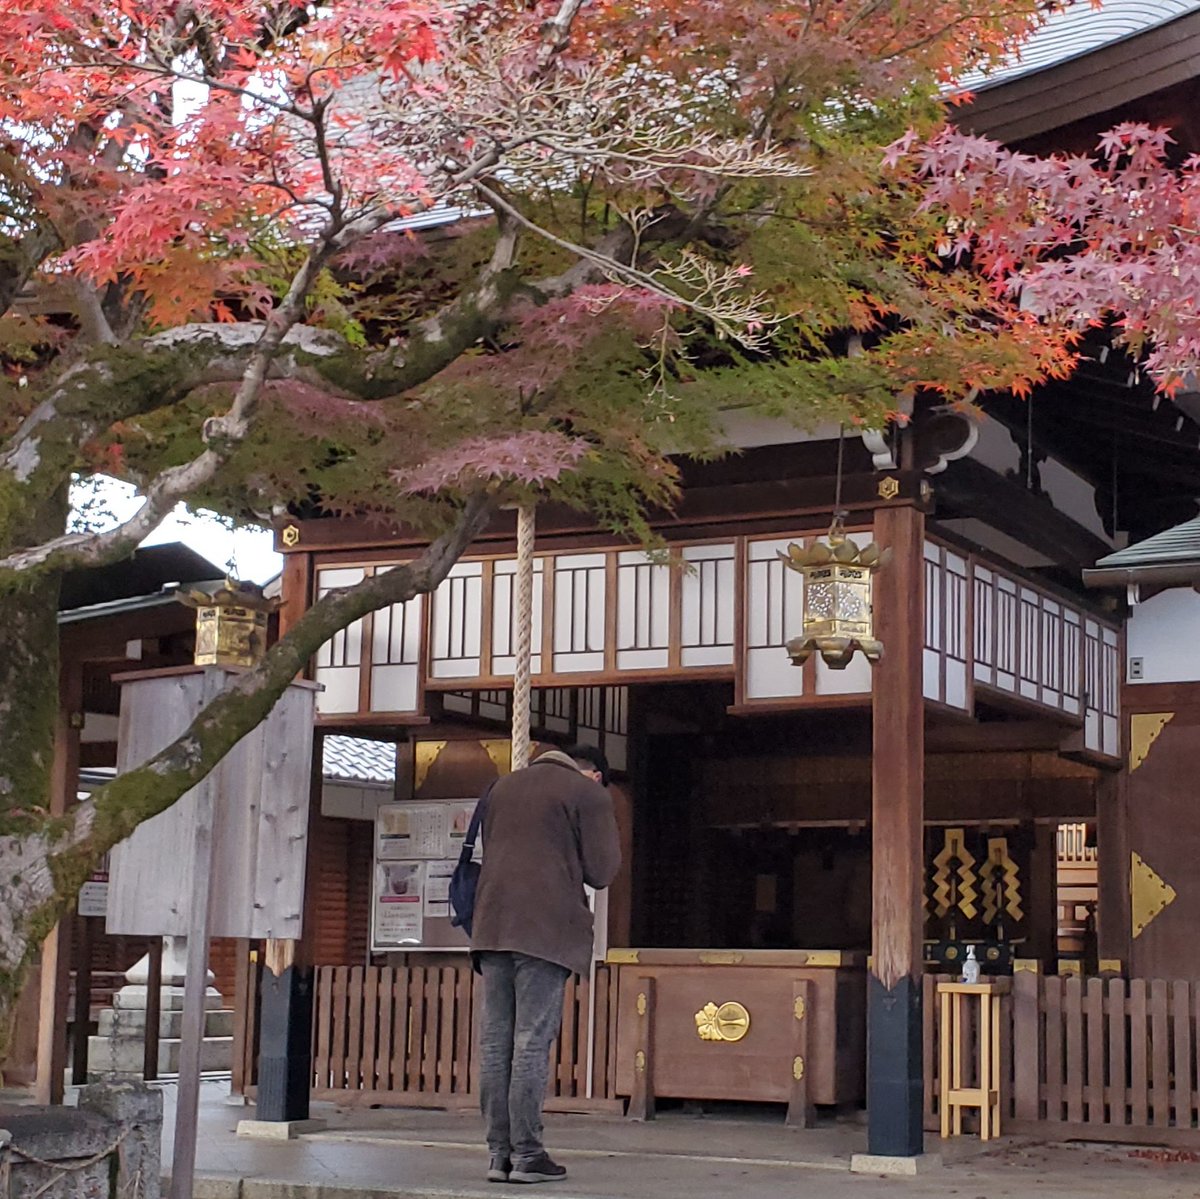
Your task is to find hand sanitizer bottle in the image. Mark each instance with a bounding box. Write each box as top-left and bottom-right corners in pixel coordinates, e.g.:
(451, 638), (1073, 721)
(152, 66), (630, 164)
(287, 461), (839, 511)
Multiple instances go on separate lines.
(962, 944), (981, 984)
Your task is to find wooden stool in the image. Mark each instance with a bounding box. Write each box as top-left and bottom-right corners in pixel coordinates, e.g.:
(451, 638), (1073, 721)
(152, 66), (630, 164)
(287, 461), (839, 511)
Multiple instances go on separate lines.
(937, 980), (1009, 1140)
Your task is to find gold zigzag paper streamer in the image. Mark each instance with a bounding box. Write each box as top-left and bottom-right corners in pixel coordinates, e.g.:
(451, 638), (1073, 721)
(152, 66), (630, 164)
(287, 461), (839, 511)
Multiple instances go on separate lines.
(931, 828), (977, 919)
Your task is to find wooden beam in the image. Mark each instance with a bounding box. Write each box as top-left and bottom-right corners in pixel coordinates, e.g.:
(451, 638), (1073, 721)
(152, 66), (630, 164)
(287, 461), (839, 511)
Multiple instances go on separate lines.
(35, 659), (82, 1105)
(867, 503), (926, 1157)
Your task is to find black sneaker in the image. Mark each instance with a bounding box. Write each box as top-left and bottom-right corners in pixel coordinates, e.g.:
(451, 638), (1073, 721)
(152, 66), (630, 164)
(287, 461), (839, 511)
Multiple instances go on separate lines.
(509, 1154), (567, 1184)
(486, 1156), (511, 1183)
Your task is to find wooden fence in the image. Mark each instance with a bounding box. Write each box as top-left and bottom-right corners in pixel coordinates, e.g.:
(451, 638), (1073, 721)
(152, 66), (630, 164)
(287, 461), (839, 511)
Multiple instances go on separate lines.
(924, 972), (1200, 1145)
(307, 961), (620, 1110)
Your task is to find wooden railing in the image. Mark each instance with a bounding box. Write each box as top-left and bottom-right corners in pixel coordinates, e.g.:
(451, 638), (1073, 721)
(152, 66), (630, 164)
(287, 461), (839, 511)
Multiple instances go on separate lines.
(1057, 823), (1098, 864)
(307, 962), (619, 1109)
(924, 972), (1200, 1145)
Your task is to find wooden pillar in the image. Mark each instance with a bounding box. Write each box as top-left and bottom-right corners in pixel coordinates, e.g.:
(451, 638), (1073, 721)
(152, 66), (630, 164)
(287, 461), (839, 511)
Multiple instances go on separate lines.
(1025, 821), (1059, 968)
(256, 548), (317, 1123)
(868, 503), (926, 1158)
(35, 659), (83, 1105)
(70, 916), (94, 1085)
(1095, 770), (1129, 970)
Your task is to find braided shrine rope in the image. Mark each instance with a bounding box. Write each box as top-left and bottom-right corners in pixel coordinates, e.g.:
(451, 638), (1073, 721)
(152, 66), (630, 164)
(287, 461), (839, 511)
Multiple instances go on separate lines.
(511, 504), (536, 771)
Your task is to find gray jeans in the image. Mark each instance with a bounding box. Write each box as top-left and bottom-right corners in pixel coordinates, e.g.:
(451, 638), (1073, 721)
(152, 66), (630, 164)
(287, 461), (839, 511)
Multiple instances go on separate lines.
(478, 951), (569, 1164)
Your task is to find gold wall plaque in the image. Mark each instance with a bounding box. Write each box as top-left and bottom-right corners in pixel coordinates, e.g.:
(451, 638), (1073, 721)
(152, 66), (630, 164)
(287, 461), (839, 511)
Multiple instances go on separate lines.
(482, 739), (513, 776)
(1130, 712), (1174, 772)
(695, 1001), (751, 1043)
(636, 992), (647, 1016)
(792, 1056), (805, 1081)
(1131, 850), (1177, 938)
(413, 740), (447, 793)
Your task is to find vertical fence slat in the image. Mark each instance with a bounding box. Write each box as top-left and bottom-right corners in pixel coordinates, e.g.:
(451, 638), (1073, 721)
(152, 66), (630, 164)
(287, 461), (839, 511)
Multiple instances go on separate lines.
(454, 963), (473, 1094)
(1065, 977), (1085, 1124)
(391, 966), (410, 1092)
(1013, 970), (1041, 1121)
(422, 966), (441, 1093)
(593, 966), (611, 1100)
(574, 976), (591, 1098)
(1151, 980), (1171, 1127)
(1085, 978), (1105, 1124)
(331, 966), (350, 1091)
(408, 964), (426, 1093)
(1172, 981), (1193, 1130)
(1130, 980), (1149, 1127)
(1045, 977), (1064, 1123)
(361, 965), (379, 1092)
(1108, 978), (1128, 1129)
(436, 967), (455, 1094)
(314, 966), (333, 1090)
(376, 967), (394, 1093)
(346, 965), (365, 1091)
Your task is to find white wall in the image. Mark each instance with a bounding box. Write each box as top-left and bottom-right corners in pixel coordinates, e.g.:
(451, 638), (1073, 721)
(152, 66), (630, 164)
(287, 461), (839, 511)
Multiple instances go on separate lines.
(1127, 587), (1200, 684)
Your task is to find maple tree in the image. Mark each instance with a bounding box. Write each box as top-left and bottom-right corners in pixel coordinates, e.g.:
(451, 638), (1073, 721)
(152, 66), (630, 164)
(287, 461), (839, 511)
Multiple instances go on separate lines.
(0, 0), (1094, 1039)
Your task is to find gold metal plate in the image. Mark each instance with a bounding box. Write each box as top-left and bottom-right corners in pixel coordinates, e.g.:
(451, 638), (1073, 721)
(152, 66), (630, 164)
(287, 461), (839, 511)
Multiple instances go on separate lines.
(792, 1056), (805, 1081)
(281, 524), (301, 547)
(878, 476), (900, 500)
(793, 997), (807, 1022)
(698, 952), (744, 965)
(606, 949), (640, 965)
(1130, 713), (1174, 772)
(634, 1050), (646, 1074)
(1131, 850), (1177, 938)
(636, 992), (647, 1016)
(695, 1001), (751, 1043)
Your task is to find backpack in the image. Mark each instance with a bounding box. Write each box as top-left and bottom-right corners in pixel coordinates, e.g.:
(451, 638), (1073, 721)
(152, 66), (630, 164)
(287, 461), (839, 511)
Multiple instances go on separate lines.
(449, 786), (491, 937)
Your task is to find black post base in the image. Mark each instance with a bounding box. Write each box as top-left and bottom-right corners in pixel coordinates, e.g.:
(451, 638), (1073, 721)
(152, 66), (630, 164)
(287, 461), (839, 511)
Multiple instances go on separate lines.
(867, 973), (924, 1157)
(256, 965), (314, 1123)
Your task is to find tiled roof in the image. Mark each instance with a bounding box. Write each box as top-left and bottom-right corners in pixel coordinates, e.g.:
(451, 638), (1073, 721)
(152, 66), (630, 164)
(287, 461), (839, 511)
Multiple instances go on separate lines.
(322, 735), (397, 784)
(963, 0), (1200, 89)
(1092, 516), (1200, 571)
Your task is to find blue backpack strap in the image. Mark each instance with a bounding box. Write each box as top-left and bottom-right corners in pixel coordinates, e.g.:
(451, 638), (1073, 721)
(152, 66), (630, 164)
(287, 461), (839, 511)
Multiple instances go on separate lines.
(461, 783), (492, 862)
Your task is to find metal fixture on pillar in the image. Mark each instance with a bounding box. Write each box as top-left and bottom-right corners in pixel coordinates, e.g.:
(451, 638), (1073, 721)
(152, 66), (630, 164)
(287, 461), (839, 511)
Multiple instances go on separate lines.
(179, 578), (278, 666)
(780, 428), (886, 669)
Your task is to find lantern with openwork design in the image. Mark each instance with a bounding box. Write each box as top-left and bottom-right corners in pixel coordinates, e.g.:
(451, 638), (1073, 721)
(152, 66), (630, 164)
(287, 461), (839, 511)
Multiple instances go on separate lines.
(178, 578), (279, 668)
(779, 531), (884, 669)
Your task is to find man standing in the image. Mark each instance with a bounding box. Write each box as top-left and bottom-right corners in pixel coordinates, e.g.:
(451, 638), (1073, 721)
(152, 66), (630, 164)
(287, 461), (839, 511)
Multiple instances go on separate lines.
(471, 744), (621, 1185)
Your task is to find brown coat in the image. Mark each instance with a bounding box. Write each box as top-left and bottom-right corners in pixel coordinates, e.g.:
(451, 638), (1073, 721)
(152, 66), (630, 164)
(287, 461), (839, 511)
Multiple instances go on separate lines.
(471, 751), (621, 977)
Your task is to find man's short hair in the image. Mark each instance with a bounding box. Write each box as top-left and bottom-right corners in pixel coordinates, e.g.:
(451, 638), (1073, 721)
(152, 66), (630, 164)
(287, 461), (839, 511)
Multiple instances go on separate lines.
(566, 743), (610, 787)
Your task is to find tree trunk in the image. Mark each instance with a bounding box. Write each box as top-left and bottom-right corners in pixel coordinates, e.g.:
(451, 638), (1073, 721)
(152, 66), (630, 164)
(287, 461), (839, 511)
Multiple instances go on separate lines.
(0, 494), (65, 1052)
(0, 495), (492, 1035)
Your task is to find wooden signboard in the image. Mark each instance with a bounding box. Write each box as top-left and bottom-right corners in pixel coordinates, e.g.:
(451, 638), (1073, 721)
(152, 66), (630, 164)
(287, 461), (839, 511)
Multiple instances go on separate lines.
(106, 667), (317, 940)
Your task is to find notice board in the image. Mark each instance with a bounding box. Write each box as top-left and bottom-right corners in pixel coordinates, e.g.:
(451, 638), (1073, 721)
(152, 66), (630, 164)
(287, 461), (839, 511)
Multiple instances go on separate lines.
(371, 798), (480, 952)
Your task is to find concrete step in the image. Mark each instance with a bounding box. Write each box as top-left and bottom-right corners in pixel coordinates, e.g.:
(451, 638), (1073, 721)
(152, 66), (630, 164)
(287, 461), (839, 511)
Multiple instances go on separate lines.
(97, 1007), (234, 1039)
(87, 1035), (233, 1077)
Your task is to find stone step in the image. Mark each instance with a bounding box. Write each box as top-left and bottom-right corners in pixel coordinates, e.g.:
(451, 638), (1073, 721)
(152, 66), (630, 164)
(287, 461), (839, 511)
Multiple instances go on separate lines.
(87, 1035), (233, 1077)
(97, 1007), (235, 1039)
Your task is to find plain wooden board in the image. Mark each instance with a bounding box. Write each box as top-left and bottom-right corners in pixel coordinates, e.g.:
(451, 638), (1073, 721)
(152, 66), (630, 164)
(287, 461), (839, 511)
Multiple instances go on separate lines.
(107, 669), (315, 939)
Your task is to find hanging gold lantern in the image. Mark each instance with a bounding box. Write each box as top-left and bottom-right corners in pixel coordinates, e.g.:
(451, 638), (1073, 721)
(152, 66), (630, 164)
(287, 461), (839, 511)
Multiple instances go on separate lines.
(779, 522), (885, 670)
(178, 578), (279, 668)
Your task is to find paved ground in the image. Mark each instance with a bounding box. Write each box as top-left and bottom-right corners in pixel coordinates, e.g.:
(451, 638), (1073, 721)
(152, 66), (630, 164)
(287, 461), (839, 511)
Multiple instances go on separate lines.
(9, 1079), (1200, 1198)
(146, 1078), (1200, 1199)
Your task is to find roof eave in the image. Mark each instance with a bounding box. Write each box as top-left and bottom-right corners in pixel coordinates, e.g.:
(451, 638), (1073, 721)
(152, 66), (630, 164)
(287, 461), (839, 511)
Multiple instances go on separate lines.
(1083, 560), (1200, 589)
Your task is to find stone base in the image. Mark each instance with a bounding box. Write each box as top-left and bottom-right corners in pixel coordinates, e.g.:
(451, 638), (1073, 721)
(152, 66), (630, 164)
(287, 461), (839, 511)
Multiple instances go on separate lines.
(850, 1153), (943, 1176)
(236, 1119), (328, 1141)
(113, 985), (224, 1012)
(87, 1033), (233, 1076)
(98, 1007), (235, 1039)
